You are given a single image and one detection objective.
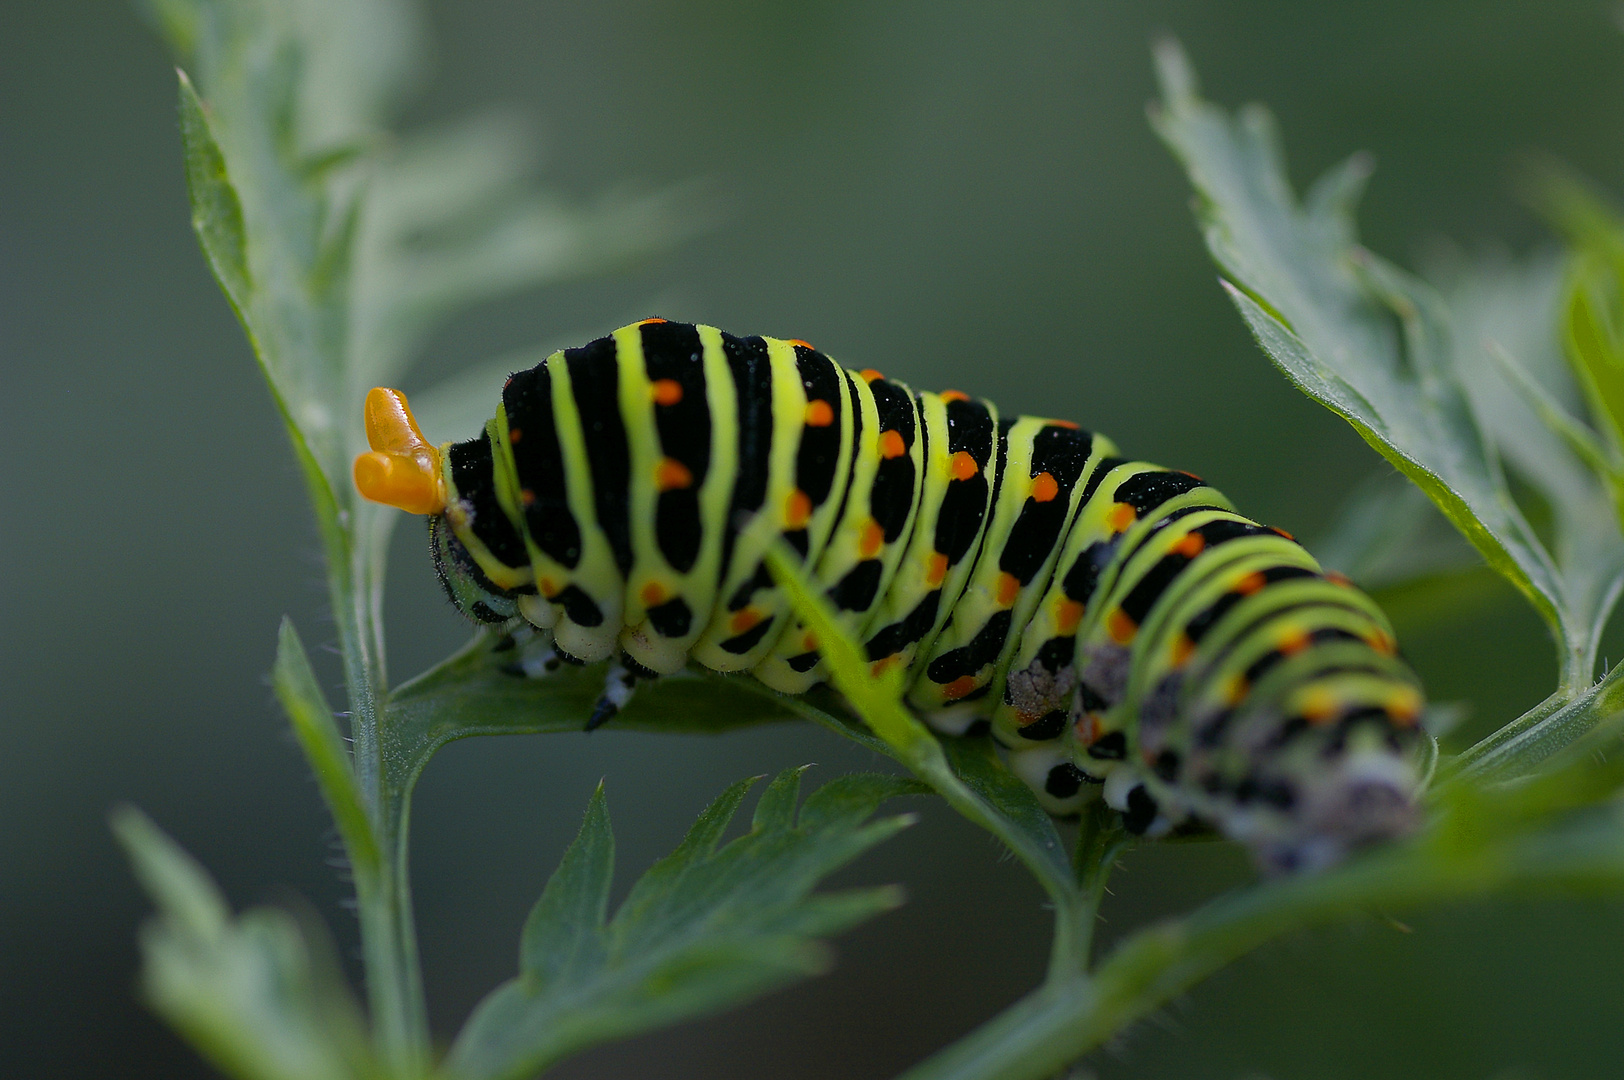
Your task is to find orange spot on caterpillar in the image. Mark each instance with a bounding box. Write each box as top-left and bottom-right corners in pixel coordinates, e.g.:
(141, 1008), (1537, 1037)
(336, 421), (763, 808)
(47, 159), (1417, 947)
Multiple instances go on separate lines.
(1224, 675), (1249, 707)
(995, 572), (1021, 607)
(787, 338), (815, 350)
(870, 654), (899, 677)
(786, 489), (813, 528)
(925, 552), (949, 587)
(942, 675), (979, 700)
(1387, 687), (1423, 725)
(950, 451), (979, 481)
(1107, 503), (1136, 533)
(859, 519), (885, 559)
(640, 581), (668, 608)
(939, 390), (970, 403)
(508, 428), (522, 443)
(1270, 526), (1296, 541)
(730, 608), (762, 635)
(802, 632), (819, 652)
(1300, 687), (1339, 724)
(1324, 570), (1352, 587)
(539, 576), (558, 598)
(1107, 609), (1137, 644)
(1367, 631), (1396, 656)
(1172, 532), (1206, 558)
(804, 399), (835, 427)
(859, 368), (885, 383)
(520, 488), (536, 507)
(1049, 419), (1080, 430)
(636, 317), (669, 325)
(651, 378), (683, 406)
(655, 458), (693, 492)
(1030, 471), (1059, 503)
(878, 430), (907, 459)
(1279, 629), (1311, 655)
(1075, 713), (1102, 745)
(1056, 599), (1085, 635)
(1172, 633), (1196, 667)
(1235, 571), (1268, 595)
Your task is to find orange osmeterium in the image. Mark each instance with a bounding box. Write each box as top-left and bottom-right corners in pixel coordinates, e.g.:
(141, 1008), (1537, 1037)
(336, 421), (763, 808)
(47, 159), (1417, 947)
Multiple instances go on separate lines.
(353, 387), (447, 515)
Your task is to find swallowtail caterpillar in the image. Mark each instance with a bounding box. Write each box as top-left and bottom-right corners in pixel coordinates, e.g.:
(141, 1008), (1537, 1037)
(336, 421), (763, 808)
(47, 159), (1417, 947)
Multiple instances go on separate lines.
(355, 319), (1424, 872)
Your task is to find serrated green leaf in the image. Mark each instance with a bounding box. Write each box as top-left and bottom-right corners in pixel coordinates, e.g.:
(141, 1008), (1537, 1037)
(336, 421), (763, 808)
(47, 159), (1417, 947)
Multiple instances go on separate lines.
(1152, 40), (1624, 713)
(518, 784), (614, 991)
(444, 771), (913, 1080)
(751, 764), (813, 832)
(111, 808), (386, 1080)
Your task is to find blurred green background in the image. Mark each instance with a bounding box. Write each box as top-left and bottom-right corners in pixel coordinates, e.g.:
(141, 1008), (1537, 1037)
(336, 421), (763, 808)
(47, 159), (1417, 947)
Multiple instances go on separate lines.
(7, 1), (1624, 1077)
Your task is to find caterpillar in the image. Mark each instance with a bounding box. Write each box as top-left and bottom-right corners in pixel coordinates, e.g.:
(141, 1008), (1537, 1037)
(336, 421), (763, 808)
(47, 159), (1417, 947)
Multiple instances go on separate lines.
(355, 319), (1424, 872)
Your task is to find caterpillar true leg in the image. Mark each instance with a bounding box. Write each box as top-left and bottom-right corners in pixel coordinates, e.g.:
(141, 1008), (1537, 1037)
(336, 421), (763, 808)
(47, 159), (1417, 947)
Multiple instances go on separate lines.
(355, 321), (1426, 872)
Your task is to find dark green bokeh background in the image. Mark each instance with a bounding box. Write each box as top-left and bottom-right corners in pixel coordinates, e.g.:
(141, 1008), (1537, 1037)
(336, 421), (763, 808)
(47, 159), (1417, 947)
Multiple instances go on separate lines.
(7, 2), (1624, 1077)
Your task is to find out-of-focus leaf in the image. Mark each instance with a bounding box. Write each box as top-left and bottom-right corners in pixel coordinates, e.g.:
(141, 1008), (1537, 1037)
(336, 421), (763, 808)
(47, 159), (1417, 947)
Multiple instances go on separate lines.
(177, 69), (251, 316)
(444, 771), (914, 1080)
(152, 0), (697, 617)
(1151, 40), (1624, 706)
(1527, 168), (1624, 511)
(1309, 469), (1479, 592)
(111, 809), (386, 1080)
(349, 112), (707, 397)
(1427, 249), (1624, 636)
(409, 352), (545, 447)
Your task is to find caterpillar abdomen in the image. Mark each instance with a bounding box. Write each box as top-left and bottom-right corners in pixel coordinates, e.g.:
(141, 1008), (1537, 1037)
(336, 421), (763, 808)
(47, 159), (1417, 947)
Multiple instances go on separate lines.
(356, 319), (1424, 872)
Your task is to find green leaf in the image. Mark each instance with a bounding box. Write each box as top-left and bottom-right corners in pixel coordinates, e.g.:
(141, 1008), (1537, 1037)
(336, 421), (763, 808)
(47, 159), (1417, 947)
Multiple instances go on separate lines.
(178, 68), (251, 316)
(1151, 39), (1624, 706)
(272, 619), (379, 881)
(382, 631), (807, 786)
(444, 770), (914, 1080)
(1308, 469), (1480, 593)
(760, 544), (1094, 976)
(350, 113), (707, 395)
(1527, 169), (1624, 506)
(111, 808), (386, 1080)
(149, 0), (699, 1072)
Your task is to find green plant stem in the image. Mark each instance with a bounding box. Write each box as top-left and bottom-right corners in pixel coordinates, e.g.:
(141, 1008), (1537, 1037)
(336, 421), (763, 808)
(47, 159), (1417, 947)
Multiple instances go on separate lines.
(293, 433), (429, 1072)
(900, 799), (1624, 1080)
(1452, 659), (1624, 781)
(339, 567), (430, 1073)
(1068, 803), (1127, 976)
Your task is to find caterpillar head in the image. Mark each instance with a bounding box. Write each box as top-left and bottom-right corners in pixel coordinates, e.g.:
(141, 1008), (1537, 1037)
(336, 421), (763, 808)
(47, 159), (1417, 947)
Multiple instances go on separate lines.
(429, 513), (518, 624)
(354, 387), (516, 625)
